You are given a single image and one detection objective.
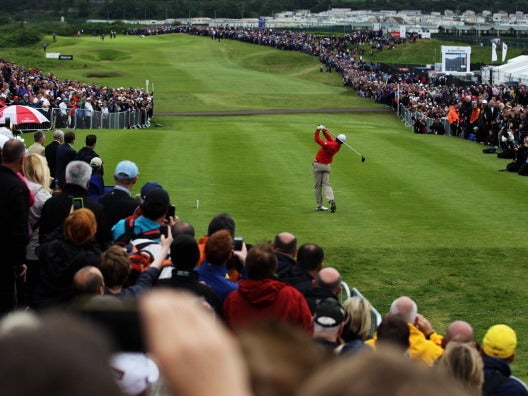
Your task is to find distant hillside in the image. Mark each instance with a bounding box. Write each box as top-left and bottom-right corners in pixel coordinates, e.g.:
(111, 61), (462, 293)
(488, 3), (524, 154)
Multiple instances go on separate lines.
(0, 0), (522, 21)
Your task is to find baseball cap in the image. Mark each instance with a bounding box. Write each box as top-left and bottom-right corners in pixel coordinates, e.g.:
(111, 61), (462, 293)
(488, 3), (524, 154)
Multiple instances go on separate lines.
(314, 298), (345, 327)
(110, 352), (159, 395)
(142, 188), (170, 219)
(482, 324), (517, 359)
(114, 160), (138, 180)
(140, 181), (163, 200)
(336, 134), (347, 143)
(90, 157), (103, 168)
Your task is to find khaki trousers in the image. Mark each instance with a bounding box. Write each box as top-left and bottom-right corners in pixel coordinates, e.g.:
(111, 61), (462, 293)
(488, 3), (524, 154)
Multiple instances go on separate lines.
(313, 162), (334, 206)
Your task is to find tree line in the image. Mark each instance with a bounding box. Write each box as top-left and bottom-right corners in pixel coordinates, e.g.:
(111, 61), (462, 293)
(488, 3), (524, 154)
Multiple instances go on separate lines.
(1, 0), (526, 22)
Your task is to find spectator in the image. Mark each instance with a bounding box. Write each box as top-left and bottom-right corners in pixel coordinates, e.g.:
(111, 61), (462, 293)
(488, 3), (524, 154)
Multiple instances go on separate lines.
(303, 267), (342, 313)
(88, 156), (105, 200)
(39, 160), (109, 246)
(0, 139), (30, 314)
(481, 324), (528, 395)
(73, 265), (106, 297)
(27, 130), (46, 156)
(237, 320), (331, 396)
(34, 208), (103, 309)
(441, 320), (475, 349)
(22, 153), (52, 308)
(278, 242), (324, 294)
(156, 233), (221, 315)
(55, 130), (77, 188)
(99, 226), (171, 297)
(338, 295), (373, 355)
(196, 212), (246, 280)
(98, 160), (140, 238)
(295, 346), (469, 396)
(366, 296), (443, 366)
(196, 229), (238, 305)
(0, 312), (122, 396)
(376, 313), (411, 353)
(438, 342), (484, 396)
(312, 297), (345, 353)
(223, 243), (313, 334)
(171, 220), (195, 237)
(76, 134), (101, 173)
(273, 231), (297, 273)
(44, 129), (64, 185)
(112, 187), (171, 244)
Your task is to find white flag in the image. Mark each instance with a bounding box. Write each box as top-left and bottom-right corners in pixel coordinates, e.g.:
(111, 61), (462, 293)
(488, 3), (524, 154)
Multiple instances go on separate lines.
(492, 42), (498, 62)
(502, 42), (508, 62)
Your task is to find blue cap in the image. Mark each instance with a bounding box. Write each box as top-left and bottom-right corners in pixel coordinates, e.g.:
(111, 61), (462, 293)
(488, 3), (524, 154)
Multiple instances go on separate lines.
(140, 181), (163, 200)
(114, 160), (138, 180)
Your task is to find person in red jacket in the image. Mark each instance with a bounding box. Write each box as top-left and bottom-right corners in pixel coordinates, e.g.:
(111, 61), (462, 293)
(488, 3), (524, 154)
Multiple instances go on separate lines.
(223, 243), (313, 334)
(313, 125), (345, 213)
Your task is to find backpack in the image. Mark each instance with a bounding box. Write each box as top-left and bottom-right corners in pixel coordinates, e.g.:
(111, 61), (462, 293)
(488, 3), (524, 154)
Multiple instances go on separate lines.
(114, 218), (170, 284)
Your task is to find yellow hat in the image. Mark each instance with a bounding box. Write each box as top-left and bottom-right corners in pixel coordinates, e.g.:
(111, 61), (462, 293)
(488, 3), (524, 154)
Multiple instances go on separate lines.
(482, 324), (517, 359)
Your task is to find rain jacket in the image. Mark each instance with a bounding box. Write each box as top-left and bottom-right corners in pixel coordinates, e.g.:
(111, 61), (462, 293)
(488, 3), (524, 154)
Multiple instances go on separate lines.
(223, 278), (313, 334)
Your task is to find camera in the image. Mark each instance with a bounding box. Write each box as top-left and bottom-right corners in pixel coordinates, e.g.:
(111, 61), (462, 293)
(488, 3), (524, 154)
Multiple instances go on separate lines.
(234, 236), (243, 251)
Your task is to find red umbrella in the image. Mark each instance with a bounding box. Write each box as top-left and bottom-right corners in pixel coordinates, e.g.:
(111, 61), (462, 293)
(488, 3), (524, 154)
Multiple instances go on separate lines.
(0, 105), (50, 125)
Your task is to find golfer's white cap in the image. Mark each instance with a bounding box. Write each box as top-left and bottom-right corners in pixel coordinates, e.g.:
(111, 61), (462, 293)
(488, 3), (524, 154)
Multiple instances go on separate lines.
(337, 134), (346, 143)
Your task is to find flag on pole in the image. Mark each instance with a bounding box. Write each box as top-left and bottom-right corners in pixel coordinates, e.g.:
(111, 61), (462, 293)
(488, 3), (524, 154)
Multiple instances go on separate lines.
(492, 42), (498, 62)
(502, 42), (508, 62)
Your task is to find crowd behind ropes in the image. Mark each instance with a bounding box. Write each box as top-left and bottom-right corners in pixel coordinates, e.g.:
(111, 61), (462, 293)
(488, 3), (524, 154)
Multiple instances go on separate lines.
(0, 58), (154, 129)
(0, 130), (527, 396)
(0, 27), (526, 396)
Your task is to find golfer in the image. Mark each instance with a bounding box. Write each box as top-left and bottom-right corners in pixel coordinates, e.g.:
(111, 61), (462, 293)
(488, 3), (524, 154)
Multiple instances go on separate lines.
(313, 125), (346, 213)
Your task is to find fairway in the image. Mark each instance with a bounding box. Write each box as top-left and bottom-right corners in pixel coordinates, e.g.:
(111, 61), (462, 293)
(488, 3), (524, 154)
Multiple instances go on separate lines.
(18, 33), (528, 378)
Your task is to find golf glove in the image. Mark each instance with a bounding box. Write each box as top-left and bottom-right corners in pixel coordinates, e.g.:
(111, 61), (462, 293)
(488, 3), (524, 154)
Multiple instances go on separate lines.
(317, 125), (326, 130)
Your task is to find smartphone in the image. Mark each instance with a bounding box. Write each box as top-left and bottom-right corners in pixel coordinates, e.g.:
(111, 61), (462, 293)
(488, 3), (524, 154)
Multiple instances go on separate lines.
(72, 197), (84, 210)
(234, 236), (243, 251)
(166, 204), (176, 220)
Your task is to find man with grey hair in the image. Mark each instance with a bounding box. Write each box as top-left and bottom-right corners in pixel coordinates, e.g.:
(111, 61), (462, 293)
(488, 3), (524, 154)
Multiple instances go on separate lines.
(366, 296), (444, 366)
(27, 131), (46, 156)
(39, 160), (109, 245)
(44, 129), (64, 183)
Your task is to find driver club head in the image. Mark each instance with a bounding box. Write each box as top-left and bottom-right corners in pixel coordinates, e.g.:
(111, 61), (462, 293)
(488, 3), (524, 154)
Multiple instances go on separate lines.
(361, 156), (366, 163)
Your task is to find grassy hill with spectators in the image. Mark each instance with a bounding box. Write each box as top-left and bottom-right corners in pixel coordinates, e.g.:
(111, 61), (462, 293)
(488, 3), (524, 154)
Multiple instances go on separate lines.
(4, 33), (528, 378)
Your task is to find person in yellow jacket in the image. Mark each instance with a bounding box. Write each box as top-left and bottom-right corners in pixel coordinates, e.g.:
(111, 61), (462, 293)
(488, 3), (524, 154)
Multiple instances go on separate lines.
(365, 296), (444, 366)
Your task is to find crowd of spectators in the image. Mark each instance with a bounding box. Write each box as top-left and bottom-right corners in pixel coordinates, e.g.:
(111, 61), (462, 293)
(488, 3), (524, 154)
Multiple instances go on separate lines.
(0, 139), (526, 395)
(0, 58), (154, 129)
(0, 27), (527, 395)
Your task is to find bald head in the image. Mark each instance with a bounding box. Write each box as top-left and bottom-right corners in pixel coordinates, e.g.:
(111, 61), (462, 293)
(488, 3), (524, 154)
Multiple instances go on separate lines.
(73, 266), (105, 296)
(442, 320), (474, 348)
(390, 296), (418, 324)
(273, 232), (297, 257)
(314, 267), (342, 295)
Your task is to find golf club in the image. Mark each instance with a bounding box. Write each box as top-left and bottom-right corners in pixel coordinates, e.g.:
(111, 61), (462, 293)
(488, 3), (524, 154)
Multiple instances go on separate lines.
(325, 128), (366, 162)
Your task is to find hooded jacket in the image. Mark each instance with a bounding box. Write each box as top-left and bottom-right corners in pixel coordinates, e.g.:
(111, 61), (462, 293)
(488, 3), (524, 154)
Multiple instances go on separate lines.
(223, 278), (313, 334)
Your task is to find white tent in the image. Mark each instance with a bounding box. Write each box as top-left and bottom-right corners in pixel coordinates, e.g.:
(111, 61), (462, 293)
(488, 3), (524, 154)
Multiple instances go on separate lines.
(482, 56), (528, 85)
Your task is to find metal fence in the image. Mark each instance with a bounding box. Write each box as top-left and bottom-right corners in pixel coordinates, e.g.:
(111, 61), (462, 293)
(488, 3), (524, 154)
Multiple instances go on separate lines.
(398, 104), (452, 135)
(11, 107), (145, 132)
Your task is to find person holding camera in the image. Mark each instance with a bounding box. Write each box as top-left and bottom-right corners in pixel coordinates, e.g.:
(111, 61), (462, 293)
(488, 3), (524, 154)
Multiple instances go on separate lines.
(313, 125), (345, 213)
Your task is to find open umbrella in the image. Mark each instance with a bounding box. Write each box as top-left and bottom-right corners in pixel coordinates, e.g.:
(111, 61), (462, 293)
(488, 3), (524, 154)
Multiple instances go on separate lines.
(0, 105), (50, 126)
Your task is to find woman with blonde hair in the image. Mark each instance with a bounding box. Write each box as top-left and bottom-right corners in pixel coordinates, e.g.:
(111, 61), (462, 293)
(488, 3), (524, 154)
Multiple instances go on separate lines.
(21, 153), (52, 307)
(337, 296), (373, 355)
(438, 341), (484, 396)
(34, 208), (103, 309)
